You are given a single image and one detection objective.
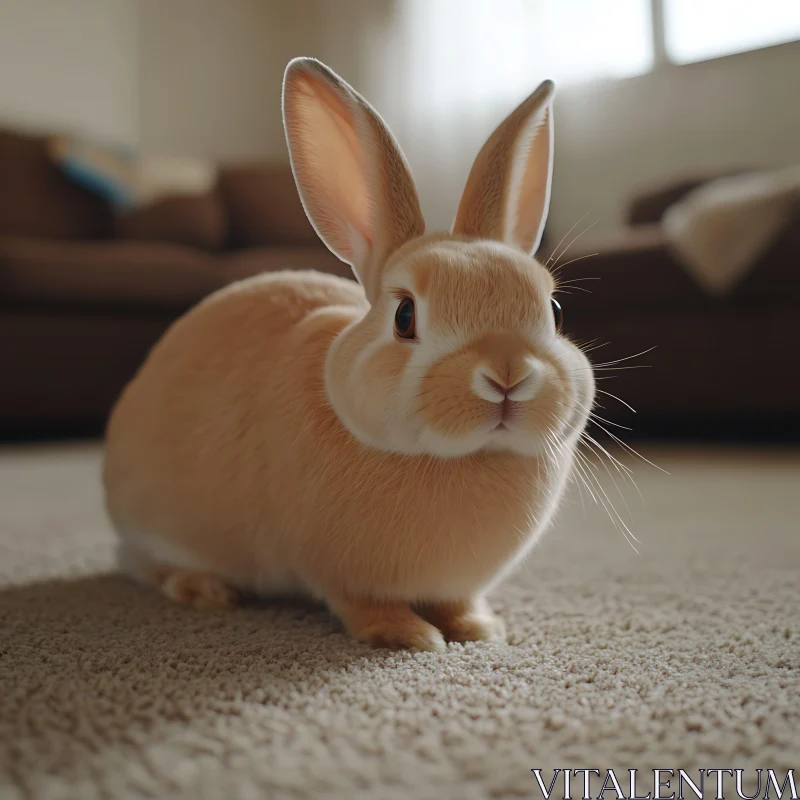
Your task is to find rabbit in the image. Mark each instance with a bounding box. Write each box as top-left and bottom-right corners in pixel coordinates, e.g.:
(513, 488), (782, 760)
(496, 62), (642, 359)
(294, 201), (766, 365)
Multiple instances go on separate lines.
(103, 57), (595, 652)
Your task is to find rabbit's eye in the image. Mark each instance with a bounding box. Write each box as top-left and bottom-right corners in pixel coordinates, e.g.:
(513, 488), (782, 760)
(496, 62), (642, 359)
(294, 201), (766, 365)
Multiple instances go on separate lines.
(551, 297), (563, 332)
(394, 297), (416, 340)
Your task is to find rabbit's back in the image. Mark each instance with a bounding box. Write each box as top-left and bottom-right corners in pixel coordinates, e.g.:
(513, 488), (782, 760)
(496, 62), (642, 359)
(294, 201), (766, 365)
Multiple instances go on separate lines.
(104, 270), (366, 588)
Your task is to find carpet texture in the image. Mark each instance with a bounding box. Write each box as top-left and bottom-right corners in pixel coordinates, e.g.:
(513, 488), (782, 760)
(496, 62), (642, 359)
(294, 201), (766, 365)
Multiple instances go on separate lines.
(1, 443), (798, 799)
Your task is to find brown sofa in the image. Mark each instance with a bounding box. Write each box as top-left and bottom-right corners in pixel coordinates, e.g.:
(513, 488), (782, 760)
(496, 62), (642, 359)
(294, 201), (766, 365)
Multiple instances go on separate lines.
(2, 127), (797, 438)
(546, 178), (800, 437)
(0, 128), (347, 436)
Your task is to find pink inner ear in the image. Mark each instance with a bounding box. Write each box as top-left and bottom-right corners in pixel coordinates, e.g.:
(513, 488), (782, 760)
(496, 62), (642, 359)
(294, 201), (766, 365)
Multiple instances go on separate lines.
(451, 80), (554, 255)
(510, 106), (552, 254)
(287, 72), (374, 261)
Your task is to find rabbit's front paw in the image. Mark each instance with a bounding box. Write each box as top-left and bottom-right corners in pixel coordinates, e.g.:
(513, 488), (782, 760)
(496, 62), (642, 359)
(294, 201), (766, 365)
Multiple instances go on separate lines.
(417, 597), (507, 643)
(360, 620), (446, 652)
(330, 596), (447, 652)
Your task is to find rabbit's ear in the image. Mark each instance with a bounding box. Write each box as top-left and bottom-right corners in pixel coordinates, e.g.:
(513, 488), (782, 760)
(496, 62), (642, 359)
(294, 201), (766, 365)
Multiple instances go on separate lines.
(452, 80), (555, 256)
(282, 58), (425, 301)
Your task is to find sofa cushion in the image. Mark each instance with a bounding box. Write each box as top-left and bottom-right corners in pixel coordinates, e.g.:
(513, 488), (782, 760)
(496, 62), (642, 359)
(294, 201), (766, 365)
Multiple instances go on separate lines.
(543, 225), (707, 311)
(114, 192), (228, 251)
(0, 310), (176, 427)
(48, 134), (217, 211)
(0, 129), (113, 240)
(217, 163), (319, 248)
(733, 218), (800, 303)
(627, 170), (750, 226)
(0, 237), (225, 311)
(221, 245), (353, 284)
(545, 221), (799, 312)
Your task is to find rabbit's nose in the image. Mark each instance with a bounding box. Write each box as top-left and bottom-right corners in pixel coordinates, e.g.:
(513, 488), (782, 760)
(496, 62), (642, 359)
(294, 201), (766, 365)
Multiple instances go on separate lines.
(473, 358), (542, 403)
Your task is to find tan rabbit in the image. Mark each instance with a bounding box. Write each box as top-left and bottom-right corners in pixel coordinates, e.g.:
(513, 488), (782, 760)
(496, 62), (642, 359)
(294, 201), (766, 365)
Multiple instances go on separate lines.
(103, 58), (595, 651)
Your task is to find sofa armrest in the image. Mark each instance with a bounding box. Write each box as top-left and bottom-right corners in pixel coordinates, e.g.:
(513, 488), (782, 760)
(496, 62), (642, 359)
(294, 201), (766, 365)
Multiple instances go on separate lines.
(216, 163), (318, 249)
(0, 237), (225, 312)
(545, 225), (707, 312)
(627, 170), (751, 226)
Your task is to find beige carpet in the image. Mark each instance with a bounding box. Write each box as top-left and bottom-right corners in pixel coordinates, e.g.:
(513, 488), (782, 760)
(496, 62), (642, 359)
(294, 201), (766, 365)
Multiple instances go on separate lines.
(1, 443), (798, 800)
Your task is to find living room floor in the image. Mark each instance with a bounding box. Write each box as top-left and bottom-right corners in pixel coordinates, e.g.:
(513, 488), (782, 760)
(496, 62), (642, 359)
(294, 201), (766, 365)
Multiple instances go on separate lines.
(1, 442), (798, 799)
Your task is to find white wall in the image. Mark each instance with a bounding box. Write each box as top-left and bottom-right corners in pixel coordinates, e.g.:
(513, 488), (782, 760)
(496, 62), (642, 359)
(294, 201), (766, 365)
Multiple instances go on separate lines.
(0, 0), (139, 145)
(136, 0), (386, 160)
(0, 0), (364, 159)
(137, 0), (337, 160)
(139, 0), (275, 159)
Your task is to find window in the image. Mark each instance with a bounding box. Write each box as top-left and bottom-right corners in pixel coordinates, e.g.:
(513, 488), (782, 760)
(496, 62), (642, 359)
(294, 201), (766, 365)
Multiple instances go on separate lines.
(663, 0), (800, 65)
(403, 0), (654, 109)
(404, 1), (799, 101)
(522, 0), (654, 85)
(399, 0), (799, 119)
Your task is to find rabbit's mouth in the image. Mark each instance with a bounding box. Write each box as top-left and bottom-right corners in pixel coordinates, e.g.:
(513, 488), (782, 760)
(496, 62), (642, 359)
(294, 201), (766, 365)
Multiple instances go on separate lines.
(490, 397), (521, 431)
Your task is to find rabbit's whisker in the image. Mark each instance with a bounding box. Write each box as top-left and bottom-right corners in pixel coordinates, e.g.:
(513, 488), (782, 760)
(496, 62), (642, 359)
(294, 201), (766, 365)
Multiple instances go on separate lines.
(545, 212), (589, 268)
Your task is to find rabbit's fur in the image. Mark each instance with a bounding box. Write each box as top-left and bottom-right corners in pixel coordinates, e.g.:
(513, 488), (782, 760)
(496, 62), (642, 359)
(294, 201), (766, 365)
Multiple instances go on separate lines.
(104, 59), (595, 651)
